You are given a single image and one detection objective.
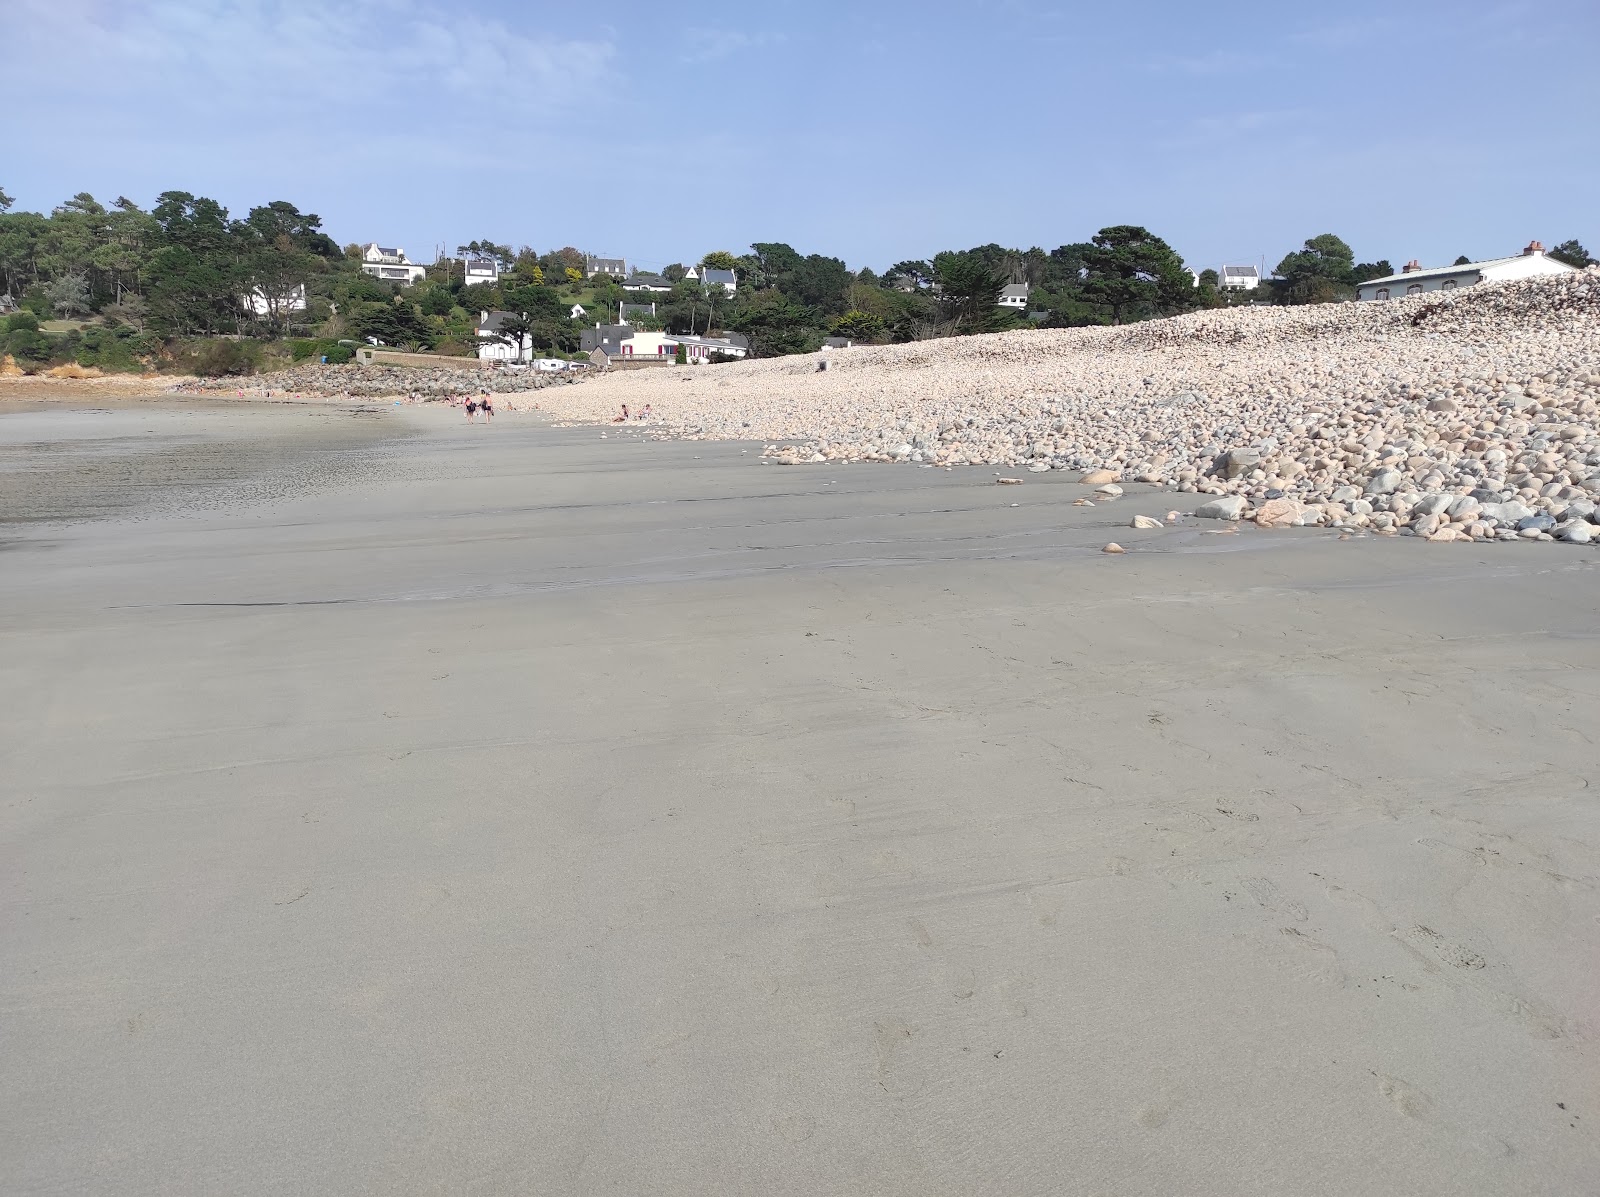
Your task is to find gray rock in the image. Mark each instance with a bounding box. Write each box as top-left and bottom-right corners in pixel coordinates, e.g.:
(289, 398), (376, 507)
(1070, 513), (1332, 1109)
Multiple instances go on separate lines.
(1216, 449), (1261, 479)
(1365, 469), (1403, 495)
(1194, 495), (1247, 520)
(1412, 494), (1453, 517)
(1479, 500), (1534, 524)
(1445, 495), (1481, 520)
(1428, 397), (1457, 411)
(1331, 485), (1362, 504)
(1517, 513), (1556, 532)
(1559, 522), (1595, 544)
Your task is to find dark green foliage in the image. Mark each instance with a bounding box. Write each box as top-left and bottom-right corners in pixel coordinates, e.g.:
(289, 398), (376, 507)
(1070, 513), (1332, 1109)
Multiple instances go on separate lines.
(346, 299), (435, 348)
(1273, 234), (1359, 304)
(1079, 226), (1196, 324)
(674, 342), (687, 364)
(1549, 240), (1594, 268)
(1453, 255), (1472, 266)
(931, 250), (1008, 333)
(1351, 260), (1392, 284)
(831, 309), (885, 341)
(7, 310), (41, 332)
(291, 338), (354, 364)
(5, 325), (53, 363)
(419, 286), (455, 317)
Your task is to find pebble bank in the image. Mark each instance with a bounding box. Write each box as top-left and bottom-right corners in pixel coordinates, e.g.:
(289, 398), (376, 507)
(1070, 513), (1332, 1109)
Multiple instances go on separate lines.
(539, 270), (1600, 543)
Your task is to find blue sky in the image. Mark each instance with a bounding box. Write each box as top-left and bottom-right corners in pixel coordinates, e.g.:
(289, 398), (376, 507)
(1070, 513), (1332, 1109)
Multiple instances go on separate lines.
(8, 0), (1598, 275)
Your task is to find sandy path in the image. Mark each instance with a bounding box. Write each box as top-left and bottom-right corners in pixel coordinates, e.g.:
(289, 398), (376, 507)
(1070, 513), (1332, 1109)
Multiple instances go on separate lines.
(1, 403), (1596, 1194)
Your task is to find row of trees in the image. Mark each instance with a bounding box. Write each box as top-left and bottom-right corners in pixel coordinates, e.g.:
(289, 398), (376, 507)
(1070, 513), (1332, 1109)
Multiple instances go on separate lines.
(2, 184), (1593, 373)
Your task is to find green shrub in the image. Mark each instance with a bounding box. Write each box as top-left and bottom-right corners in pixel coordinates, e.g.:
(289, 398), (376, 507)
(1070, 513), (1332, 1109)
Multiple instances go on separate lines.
(7, 310), (41, 333)
(290, 338), (353, 364)
(192, 339), (262, 377)
(5, 327), (53, 363)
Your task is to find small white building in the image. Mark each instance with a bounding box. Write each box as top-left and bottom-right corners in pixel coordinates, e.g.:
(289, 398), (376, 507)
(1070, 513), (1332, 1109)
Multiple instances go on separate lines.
(244, 282), (306, 318)
(701, 267), (737, 296)
(997, 282), (1030, 309)
(1219, 264), (1261, 291)
(570, 303), (587, 319)
(476, 310), (531, 362)
(463, 258), (500, 289)
(1356, 241), (1577, 301)
(360, 243), (428, 285)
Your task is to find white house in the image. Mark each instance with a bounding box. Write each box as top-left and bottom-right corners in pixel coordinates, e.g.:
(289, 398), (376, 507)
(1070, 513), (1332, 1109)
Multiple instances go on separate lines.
(1219, 264), (1261, 291)
(244, 282), (306, 318)
(683, 265), (700, 281)
(623, 273), (674, 294)
(701, 267), (737, 296)
(476, 310), (531, 362)
(997, 282), (1030, 309)
(360, 243), (428, 285)
(570, 303), (587, 319)
(667, 334), (748, 361)
(463, 258), (500, 289)
(585, 255), (627, 280)
(1356, 241), (1577, 301)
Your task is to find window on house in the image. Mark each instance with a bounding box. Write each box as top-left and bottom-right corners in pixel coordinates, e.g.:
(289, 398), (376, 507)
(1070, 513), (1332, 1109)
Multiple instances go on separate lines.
(1407, 283), (1423, 296)
(1441, 279), (1457, 290)
(1375, 288), (1389, 300)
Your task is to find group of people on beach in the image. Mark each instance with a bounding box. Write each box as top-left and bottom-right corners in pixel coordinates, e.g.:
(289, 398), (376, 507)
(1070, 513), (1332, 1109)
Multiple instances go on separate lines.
(613, 404), (652, 423)
(452, 392), (494, 423)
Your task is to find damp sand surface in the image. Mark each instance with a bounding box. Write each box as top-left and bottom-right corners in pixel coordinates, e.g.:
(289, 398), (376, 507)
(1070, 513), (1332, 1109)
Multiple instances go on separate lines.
(2, 398), (1598, 1195)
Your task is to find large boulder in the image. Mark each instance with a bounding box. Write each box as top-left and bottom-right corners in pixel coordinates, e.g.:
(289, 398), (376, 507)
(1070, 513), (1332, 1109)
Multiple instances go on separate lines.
(1254, 498), (1304, 528)
(1194, 495), (1248, 520)
(1215, 449), (1261, 480)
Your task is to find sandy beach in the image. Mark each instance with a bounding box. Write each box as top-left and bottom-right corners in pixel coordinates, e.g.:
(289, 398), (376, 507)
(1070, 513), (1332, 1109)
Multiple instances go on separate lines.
(2, 394), (1597, 1194)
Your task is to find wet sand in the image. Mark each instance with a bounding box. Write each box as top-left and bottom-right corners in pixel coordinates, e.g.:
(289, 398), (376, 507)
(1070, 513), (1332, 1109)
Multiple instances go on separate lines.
(2, 399), (1597, 1195)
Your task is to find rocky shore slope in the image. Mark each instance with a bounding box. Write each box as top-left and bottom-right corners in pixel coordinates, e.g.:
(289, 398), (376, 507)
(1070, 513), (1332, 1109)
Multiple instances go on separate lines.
(541, 270), (1600, 543)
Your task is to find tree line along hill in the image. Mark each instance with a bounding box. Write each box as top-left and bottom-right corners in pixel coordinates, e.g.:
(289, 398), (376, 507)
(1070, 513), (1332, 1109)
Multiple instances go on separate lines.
(1, 186), (1594, 377)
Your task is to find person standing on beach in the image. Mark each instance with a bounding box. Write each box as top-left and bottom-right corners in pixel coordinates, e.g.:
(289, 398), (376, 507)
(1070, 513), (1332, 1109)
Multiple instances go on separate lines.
(480, 392), (493, 422)
(465, 395), (478, 423)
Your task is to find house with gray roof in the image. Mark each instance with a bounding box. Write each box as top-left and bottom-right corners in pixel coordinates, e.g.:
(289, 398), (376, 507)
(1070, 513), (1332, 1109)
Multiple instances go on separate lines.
(476, 310), (531, 362)
(580, 324), (636, 358)
(997, 282), (1030, 310)
(585, 255), (627, 280)
(623, 273), (674, 294)
(701, 267), (737, 295)
(619, 301), (657, 325)
(1355, 241), (1576, 301)
(463, 258), (500, 289)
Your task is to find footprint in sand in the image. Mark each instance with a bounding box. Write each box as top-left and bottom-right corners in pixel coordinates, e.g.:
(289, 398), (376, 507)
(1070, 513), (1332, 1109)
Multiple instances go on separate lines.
(1243, 877), (1308, 923)
(1378, 1074), (1435, 1119)
(1405, 925), (1487, 971)
(1324, 883), (1394, 933)
(1136, 1097), (1180, 1129)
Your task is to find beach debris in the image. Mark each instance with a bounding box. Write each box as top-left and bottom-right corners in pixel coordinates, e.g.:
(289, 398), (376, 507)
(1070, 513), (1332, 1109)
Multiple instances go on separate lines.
(997, 477), (1023, 485)
(1102, 542), (1125, 553)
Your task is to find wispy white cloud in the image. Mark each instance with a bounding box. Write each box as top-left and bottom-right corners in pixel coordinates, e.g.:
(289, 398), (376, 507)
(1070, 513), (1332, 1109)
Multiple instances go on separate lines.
(678, 27), (786, 65)
(10, 0), (615, 125)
